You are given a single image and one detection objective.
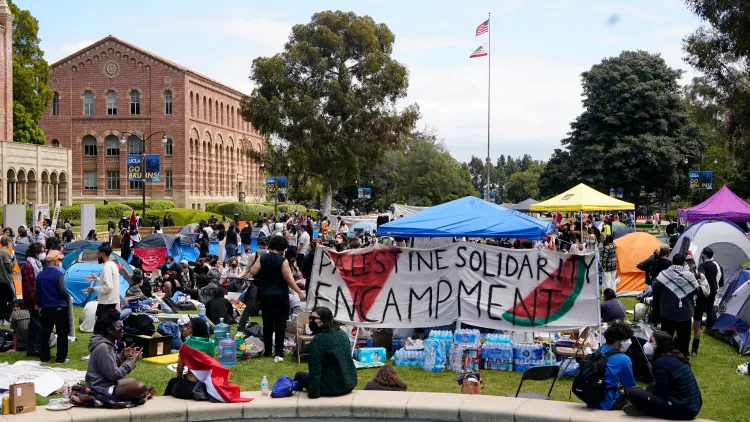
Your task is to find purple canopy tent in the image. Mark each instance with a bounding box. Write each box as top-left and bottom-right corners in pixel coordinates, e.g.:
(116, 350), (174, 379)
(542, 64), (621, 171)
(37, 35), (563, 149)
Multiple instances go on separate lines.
(678, 185), (750, 222)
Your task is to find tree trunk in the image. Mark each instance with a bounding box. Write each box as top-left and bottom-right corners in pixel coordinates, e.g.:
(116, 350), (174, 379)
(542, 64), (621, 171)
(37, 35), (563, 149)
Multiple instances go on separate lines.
(407, 193), (414, 206)
(322, 185), (333, 216)
(665, 192), (672, 213)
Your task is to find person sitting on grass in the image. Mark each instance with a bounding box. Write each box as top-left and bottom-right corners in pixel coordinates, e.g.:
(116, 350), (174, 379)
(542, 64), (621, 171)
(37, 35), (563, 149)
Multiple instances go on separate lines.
(9, 300), (30, 352)
(294, 306), (357, 399)
(625, 331), (702, 420)
(601, 288), (626, 323)
(364, 365), (408, 392)
(85, 309), (149, 402)
(125, 271), (147, 300)
(206, 287), (235, 325)
(165, 318), (214, 399)
(588, 320), (636, 411)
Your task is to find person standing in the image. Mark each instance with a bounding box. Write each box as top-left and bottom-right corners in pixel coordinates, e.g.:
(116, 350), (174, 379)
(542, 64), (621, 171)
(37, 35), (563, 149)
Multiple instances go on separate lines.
(0, 236), (17, 325)
(225, 223), (239, 262)
(600, 235), (618, 292)
(85, 244), (121, 319)
(35, 250), (70, 363)
(240, 223), (253, 252)
(652, 254), (699, 357)
(21, 242), (44, 356)
(687, 256), (710, 357)
(107, 217), (116, 242)
(698, 247), (723, 329)
(636, 244), (672, 286)
(242, 236), (306, 360)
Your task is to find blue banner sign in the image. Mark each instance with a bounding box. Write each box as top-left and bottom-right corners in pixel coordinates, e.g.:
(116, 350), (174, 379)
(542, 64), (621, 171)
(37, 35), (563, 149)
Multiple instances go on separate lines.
(127, 154), (161, 181)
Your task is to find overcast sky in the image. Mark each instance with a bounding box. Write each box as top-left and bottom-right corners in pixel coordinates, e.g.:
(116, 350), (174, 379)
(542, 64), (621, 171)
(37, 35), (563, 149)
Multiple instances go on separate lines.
(31, 0), (703, 163)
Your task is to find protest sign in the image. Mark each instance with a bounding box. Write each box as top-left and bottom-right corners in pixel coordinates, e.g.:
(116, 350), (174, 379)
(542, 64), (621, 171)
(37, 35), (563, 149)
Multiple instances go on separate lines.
(308, 243), (598, 332)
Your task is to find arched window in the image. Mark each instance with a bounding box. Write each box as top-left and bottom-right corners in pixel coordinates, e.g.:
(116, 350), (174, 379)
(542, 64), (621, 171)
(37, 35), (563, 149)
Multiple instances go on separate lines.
(190, 92), (194, 117)
(203, 96), (207, 120)
(106, 90), (117, 115)
(208, 99), (212, 122)
(129, 135), (144, 155)
(215, 100), (219, 123)
(52, 92), (60, 116)
(83, 90), (94, 115)
(165, 138), (173, 156)
(105, 135), (120, 156)
(83, 135), (97, 156)
(130, 90), (140, 115)
(165, 90), (173, 115)
(231, 106), (234, 128)
(52, 139), (60, 147)
(220, 102), (224, 125)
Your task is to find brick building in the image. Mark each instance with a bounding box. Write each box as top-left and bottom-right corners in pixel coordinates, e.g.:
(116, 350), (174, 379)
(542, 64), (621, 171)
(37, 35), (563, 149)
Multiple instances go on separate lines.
(0, 0), (72, 207)
(40, 35), (264, 209)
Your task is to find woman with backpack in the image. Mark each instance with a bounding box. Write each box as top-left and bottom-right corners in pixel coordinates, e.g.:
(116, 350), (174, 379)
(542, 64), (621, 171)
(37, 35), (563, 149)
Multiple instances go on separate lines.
(625, 331), (702, 420)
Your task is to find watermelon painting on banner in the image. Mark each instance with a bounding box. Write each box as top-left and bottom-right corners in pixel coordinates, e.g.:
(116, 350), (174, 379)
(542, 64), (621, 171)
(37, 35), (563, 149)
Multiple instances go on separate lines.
(308, 243), (598, 332)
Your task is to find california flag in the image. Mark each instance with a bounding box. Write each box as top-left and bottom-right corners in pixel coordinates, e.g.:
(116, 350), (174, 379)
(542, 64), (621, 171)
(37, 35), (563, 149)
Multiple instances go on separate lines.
(179, 345), (252, 403)
(469, 44), (488, 58)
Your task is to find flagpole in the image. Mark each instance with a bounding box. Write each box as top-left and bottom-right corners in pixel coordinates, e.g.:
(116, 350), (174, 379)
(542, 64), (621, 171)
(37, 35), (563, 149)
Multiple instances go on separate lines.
(486, 12), (491, 202)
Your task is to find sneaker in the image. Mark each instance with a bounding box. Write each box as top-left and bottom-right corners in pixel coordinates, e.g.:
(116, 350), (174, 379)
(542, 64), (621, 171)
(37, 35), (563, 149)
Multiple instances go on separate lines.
(691, 351), (698, 357)
(55, 359), (70, 364)
(274, 356), (284, 363)
(623, 405), (644, 417)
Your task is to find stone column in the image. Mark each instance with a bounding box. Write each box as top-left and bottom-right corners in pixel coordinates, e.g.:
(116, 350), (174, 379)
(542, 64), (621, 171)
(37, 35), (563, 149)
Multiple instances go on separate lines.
(53, 181), (58, 203)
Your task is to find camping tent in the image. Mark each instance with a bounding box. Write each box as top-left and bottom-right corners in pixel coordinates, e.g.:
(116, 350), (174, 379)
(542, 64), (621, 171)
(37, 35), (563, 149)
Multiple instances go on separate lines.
(713, 271), (750, 354)
(614, 232), (664, 296)
(678, 185), (750, 223)
(64, 262), (131, 306)
(378, 196), (555, 240)
(134, 233), (183, 272)
(62, 240), (104, 255)
(62, 242), (133, 271)
(529, 184), (635, 212)
(511, 198), (539, 213)
(669, 220), (750, 295)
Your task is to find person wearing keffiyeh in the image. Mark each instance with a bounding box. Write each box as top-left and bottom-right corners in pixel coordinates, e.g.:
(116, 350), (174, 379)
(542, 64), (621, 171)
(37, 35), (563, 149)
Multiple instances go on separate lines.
(21, 242), (45, 356)
(652, 254), (699, 357)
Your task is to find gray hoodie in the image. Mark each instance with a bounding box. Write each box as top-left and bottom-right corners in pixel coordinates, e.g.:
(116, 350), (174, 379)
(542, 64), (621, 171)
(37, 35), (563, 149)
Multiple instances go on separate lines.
(85, 335), (136, 391)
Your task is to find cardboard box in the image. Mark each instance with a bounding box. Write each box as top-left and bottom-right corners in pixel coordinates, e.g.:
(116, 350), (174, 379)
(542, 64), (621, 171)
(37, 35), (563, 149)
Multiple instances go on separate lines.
(357, 347), (386, 363)
(9, 382), (36, 414)
(123, 332), (173, 357)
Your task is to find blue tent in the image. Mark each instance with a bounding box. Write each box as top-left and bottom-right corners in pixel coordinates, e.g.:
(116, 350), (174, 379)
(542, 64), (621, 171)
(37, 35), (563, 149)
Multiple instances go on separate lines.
(62, 242), (133, 271)
(378, 196), (556, 240)
(714, 270), (750, 354)
(64, 262), (131, 306)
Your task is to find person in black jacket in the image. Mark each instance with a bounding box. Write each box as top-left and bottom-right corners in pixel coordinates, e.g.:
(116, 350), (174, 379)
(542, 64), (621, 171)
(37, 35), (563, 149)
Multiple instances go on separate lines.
(698, 247), (723, 329)
(225, 224), (239, 262)
(240, 223), (253, 251)
(206, 288), (234, 325)
(652, 254), (699, 357)
(636, 244), (672, 286)
(191, 223), (211, 258)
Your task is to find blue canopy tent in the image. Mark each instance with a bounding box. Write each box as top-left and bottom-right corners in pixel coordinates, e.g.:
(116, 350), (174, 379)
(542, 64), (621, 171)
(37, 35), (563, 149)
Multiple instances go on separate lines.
(378, 196), (556, 240)
(65, 262), (131, 306)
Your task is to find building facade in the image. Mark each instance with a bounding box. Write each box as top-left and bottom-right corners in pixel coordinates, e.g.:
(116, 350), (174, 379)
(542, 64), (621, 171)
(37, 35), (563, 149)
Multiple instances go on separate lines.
(0, 0), (72, 207)
(40, 36), (264, 209)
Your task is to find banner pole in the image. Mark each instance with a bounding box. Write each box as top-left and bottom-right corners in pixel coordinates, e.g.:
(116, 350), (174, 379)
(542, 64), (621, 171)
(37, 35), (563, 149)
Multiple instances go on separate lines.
(595, 246), (602, 348)
(486, 12), (491, 202)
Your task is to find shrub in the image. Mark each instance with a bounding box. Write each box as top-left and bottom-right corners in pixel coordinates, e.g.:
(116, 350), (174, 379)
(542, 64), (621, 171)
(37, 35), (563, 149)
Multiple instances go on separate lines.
(72, 200), (102, 206)
(277, 204), (307, 214)
(216, 203), (273, 221)
(205, 202), (230, 214)
(57, 203), (132, 221)
(150, 208), (222, 227)
(663, 210), (677, 221)
(58, 205), (81, 221)
(116, 200), (174, 212)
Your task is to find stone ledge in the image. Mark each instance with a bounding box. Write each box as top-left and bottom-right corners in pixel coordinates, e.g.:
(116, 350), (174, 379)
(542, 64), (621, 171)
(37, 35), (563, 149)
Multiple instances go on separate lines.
(0, 391), (716, 422)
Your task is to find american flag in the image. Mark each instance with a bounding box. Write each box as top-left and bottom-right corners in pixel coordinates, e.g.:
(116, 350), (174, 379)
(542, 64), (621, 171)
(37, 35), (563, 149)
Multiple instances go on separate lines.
(475, 19), (489, 36)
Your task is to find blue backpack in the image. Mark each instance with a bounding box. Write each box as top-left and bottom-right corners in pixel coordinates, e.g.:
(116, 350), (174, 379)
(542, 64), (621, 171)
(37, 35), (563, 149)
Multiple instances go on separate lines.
(271, 376), (300, 398)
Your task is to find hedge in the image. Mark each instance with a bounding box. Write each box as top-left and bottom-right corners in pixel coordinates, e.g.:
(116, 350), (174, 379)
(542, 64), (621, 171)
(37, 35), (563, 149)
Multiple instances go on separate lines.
(205, 202), (230, 214)
(58, 203), (132, 221)
(150, 208), (222, 227)
(116, 200), (175, 212)
(216, 203), (273, 221)
(277, 204), (307, 214)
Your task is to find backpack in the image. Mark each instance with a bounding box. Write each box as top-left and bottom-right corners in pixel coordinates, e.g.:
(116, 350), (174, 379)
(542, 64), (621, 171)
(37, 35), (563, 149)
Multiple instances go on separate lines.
(122, 314), (155, 336)
(572, 348), (620, 405)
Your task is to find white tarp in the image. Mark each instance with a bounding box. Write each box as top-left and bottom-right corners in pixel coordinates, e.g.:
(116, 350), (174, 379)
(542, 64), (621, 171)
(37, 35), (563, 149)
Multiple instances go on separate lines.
(308, 243), (599, 332)
(0, 361), (86, 396)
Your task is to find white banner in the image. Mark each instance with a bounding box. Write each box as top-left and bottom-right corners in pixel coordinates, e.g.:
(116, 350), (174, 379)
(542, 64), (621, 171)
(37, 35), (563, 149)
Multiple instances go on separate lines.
(33, 204), (50, 227)
(308, 243), (599, 332)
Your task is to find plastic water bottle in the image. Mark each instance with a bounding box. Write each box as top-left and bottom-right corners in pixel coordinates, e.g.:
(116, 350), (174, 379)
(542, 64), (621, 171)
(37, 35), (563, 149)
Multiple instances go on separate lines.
(198, 303), (206, 319)
(61, 381), (71, 399)
(218, 333), (237, 367)
(214, 318), (230, 347)
(261, 376), (269, 396)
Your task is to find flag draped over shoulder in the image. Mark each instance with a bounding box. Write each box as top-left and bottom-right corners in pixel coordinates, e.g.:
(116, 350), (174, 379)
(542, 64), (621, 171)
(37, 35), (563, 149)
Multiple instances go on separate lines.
(470, 44), (488, 58)
(178, 345), (252, 403)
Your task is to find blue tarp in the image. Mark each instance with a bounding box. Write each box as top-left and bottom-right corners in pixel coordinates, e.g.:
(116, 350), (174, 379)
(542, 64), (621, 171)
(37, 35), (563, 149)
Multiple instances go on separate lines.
(378, 196), (556, 240)
(65, 262), (131, 306)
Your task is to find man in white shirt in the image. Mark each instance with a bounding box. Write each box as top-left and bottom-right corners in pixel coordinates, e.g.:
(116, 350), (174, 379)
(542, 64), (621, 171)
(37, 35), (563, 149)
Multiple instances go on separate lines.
(297, 225), (311, 257)
(85, 244), (120, 318)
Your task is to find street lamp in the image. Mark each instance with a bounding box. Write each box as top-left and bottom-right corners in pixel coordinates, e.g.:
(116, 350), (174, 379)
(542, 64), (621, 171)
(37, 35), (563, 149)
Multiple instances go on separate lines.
(120, 131), (168, 224)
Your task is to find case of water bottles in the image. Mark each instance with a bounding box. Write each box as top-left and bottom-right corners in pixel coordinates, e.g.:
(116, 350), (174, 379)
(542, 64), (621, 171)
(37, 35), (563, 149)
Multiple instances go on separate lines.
(481, 333), (514, 371)
(421, 338), (446, 372)
(513, 343), (545, 373)
(393, 348), (425, 367)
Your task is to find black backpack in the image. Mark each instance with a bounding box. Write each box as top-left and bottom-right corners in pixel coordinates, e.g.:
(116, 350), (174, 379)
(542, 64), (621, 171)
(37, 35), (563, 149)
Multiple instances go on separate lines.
(572, 348), (620, 405)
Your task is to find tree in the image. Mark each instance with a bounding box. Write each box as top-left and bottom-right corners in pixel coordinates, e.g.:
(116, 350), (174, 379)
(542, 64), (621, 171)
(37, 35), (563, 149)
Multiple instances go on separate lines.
(9, 1), (53, 144)
(556, 51), (702, 207)
(539, 148), (573, 198)
(241, 11), (419, 216)
(506, 171), (540, 203)
(467, 156), (487, 195)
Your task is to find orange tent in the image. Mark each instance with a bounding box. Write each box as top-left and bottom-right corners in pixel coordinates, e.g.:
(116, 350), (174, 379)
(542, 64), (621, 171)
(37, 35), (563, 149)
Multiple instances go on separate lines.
(614, 232), (663, 296)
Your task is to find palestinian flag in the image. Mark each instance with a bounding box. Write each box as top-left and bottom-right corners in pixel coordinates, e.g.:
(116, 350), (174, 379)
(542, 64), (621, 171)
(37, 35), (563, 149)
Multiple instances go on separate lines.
(178, 345), (252, 403)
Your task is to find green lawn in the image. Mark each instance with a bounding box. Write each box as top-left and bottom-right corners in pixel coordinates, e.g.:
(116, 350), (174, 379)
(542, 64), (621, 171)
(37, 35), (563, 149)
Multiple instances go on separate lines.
(1, 299), (747, 421)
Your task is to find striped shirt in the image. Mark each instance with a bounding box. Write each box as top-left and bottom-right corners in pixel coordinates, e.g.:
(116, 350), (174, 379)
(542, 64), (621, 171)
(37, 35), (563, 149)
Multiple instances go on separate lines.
(651, 355), (702, 415)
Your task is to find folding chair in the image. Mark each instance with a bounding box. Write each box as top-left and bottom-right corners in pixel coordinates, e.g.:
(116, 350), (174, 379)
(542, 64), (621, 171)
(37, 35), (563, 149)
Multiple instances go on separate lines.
(296, 312), (314, 364)
(507, 365), (560, 400)
(558, 326), (592, 377)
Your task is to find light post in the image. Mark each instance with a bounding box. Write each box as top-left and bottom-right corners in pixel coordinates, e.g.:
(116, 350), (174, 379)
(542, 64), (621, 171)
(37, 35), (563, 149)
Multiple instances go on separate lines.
(260, 160), (290, 216)
(120, 131), (168, 223)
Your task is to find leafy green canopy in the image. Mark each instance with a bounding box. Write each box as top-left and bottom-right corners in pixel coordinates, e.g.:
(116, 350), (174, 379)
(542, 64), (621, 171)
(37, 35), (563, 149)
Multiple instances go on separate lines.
(241, 11), (419, 214)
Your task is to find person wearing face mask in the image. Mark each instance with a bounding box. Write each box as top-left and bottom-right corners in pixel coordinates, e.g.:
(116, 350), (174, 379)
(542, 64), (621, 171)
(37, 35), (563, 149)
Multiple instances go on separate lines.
(35, 250), (70, 363)
(568, 233), (586, 255)
(21, 242), (45, 356)
(161, 256), (184, 296)
(625, 331), (702, 419)
(293, 307), (357, 398)
(333, 234), (346, 252)
(85, 244), (121, 319)
(584, 321), (636, 410)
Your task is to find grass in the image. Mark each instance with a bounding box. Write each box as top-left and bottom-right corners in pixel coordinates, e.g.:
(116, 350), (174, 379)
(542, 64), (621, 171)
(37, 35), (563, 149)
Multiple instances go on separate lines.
(2, 299), (748, 421)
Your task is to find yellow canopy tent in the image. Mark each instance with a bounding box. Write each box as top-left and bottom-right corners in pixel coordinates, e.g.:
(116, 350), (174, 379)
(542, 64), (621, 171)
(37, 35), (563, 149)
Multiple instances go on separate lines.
(529, 183), (635, 212)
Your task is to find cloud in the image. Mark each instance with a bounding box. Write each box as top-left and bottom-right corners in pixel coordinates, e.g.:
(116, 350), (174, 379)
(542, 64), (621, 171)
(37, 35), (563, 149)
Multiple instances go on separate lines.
(223, 17), (292, 58)
(395, 36), (474, 55)
(51, 40), (95, 62)
(654, 25), (696, 38)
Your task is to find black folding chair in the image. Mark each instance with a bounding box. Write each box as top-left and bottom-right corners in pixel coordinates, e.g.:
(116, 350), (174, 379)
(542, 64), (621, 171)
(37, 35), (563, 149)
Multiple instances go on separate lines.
(508, 365), (560, 400)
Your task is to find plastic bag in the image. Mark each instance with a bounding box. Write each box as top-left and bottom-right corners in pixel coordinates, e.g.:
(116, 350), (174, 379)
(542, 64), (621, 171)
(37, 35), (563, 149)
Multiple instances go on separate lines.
(738, 362), (749, 376)
(271, 376), (300, 398)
